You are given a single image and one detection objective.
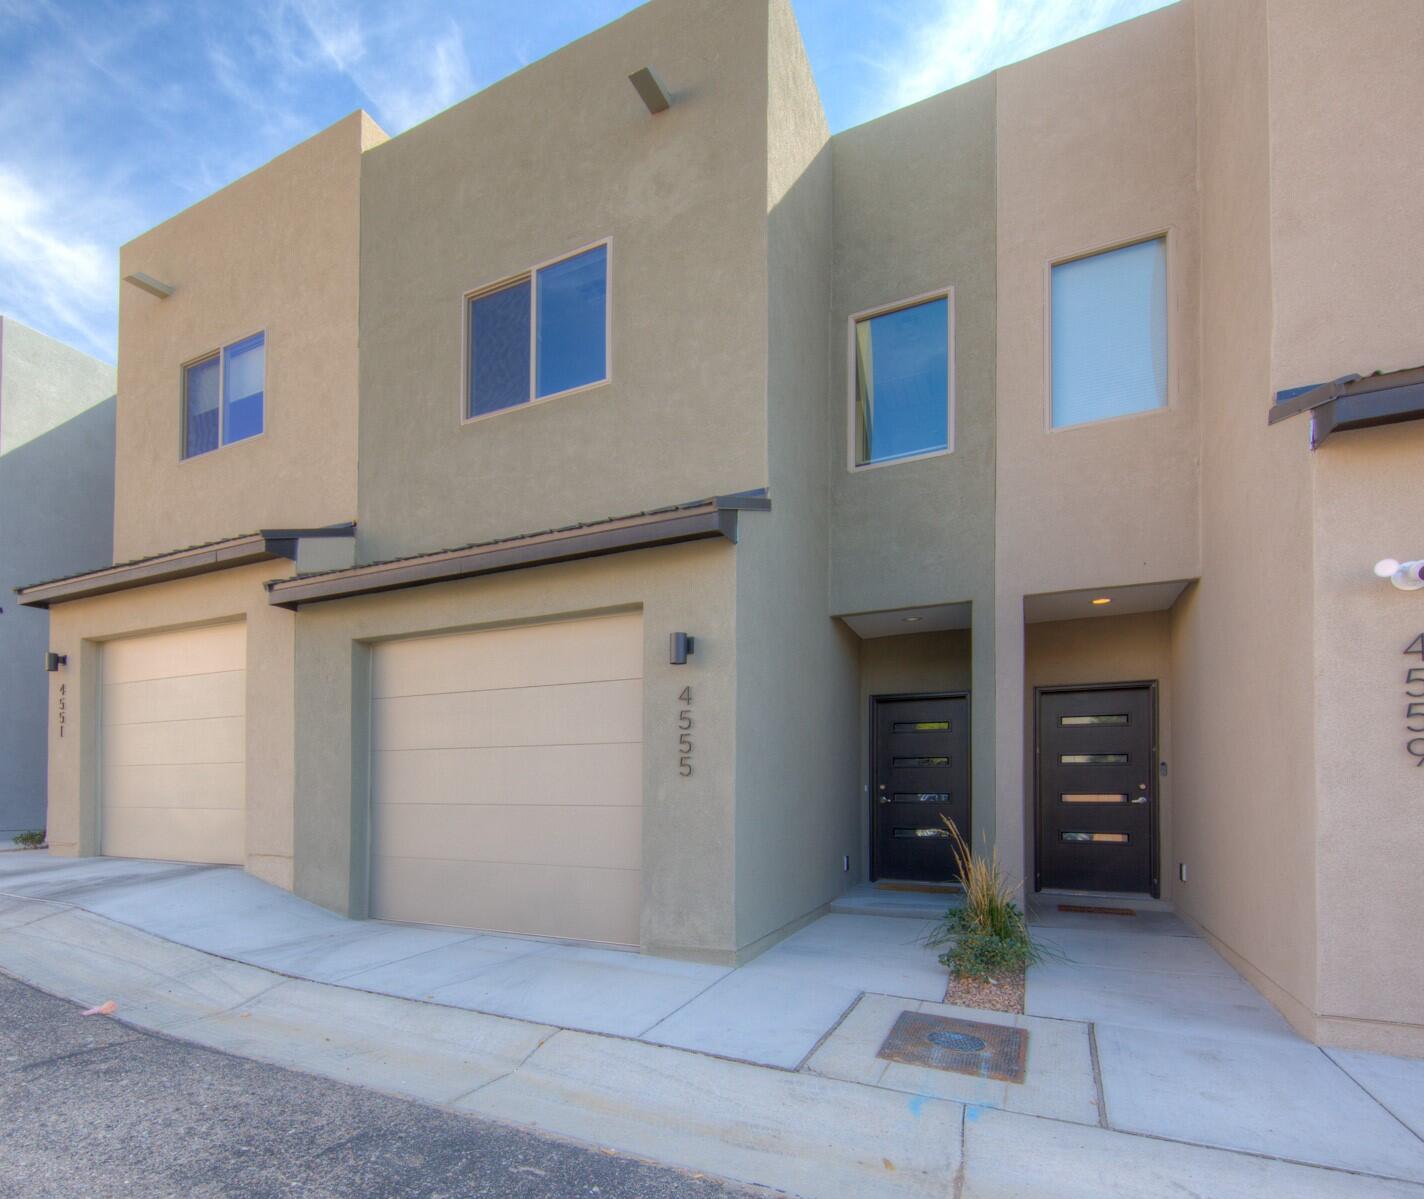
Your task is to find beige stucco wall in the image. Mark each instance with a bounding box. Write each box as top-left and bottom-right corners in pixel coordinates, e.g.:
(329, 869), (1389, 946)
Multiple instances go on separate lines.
(994, 3), (1201, 895)
(114, 112), (382, 562)
(355, 0), (772, 564)
(43, 562), (298, 889)
(1169, 0), (1321, 1040)
(1025, 612), (1174, 901)
(288, 540), (741, 961)
(730, 0), (861, 956)
(1267, 0), (1424, 1054)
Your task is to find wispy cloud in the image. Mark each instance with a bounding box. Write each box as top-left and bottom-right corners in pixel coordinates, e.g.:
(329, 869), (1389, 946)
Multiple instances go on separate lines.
(0, 165), (113, 358)
(882, 0), (1175, 111)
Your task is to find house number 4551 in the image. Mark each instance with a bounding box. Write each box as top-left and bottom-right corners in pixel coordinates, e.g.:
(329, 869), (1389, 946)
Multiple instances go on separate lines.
(677, 686), (693, 777)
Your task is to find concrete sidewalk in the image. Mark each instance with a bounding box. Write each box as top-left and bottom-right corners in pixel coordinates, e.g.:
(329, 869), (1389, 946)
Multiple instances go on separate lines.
(1, 853), (1422, 1197)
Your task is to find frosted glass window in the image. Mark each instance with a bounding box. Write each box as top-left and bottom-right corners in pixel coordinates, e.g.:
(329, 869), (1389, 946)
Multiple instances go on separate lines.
(466, 243), (609, 419)
(182, 333), (263, 459)
(222, 334), (264, 445)
(1051, 238), (1167, 429)
(854, 295), (950, 466)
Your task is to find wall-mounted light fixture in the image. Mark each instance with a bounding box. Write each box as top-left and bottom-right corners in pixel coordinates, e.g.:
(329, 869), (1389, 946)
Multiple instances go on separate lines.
(628, 66), (672, 114)
(123, 272), (174, 299)
(669, 632), (695, 665)
(1375, 558), (1424, 592)
(45, 652), (67, 672)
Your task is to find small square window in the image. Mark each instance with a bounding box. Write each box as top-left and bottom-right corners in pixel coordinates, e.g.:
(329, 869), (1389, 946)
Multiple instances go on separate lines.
(852, 293), (951, 467)
(467, 242), (608, 419)
(183, 333), (264, 459)
(1051, 237), (1167, 429)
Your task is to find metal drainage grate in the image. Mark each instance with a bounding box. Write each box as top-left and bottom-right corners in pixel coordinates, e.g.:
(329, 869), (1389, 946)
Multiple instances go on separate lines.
(876, 1011), (1028, 1084)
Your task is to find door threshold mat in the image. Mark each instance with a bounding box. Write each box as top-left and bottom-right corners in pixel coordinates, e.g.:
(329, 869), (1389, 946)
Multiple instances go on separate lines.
(876, 1011), (1028, 1084)
(876, 882), (962, 894)
(1057, 904), (1135, 916)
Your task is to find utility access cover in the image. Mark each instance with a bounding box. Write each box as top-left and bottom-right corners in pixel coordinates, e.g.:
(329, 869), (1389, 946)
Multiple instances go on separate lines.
(876, 1011), (1028, 1084)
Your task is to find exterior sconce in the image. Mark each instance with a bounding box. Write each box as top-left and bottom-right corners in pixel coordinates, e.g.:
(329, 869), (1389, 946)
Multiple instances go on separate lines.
(669, 632), (695, 665)
(1376, 559), (1424, 592)
(628, 67), (672, 114)
(45, 652), (67, 672)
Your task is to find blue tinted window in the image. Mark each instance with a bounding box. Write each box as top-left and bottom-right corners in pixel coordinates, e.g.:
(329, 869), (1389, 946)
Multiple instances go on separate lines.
(469, 279), (531, 417)
(854, 296), (950, 466)
(184, 356), (220, 458)
(536, 244), (607, 398)
(1051, 238), (1167, 429)
(222, 333), (264, 445)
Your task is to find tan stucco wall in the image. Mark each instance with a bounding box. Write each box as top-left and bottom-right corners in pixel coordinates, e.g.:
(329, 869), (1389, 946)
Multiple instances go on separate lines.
(114, 112), (382, 562)
(827, 76), (997, 618)
(1025, 612), (1174, 901)
(43, 561), (298, 889)
(993, 3), (1201, 895)
(288, 540), (740, 961)
(355, 0), (772, 564)
(1267, 0), (1424, 1054)
(1169, 0), (1321, 1041)
(731, 0), (861, 956)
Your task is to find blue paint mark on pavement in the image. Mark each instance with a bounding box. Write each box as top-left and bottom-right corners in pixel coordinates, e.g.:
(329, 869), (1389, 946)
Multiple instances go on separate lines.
(907, 1095), (926, 1117)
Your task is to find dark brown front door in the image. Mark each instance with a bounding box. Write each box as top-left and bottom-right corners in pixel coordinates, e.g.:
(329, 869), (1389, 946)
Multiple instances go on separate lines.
(1036, 685), (1157, 896)
(871, 695), (970, 882)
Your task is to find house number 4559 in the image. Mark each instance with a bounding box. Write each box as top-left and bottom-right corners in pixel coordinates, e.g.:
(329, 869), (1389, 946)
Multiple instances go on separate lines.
(677, 686), (693, 777)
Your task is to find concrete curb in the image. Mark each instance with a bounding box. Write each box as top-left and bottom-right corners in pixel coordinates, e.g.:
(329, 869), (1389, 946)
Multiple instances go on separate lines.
(0, 893), (962, 1199)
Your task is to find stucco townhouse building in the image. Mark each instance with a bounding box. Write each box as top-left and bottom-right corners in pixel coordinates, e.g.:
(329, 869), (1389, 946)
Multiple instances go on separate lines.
(0, 317), (115, 843)
(18, 0), (1424, 1057)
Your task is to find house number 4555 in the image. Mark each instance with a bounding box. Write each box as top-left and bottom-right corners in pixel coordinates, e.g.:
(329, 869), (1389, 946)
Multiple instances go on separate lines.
(677, 686), (693, 777)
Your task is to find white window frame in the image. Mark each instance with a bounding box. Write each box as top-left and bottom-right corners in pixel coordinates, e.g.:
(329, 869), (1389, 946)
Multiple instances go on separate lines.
(461, 238), (613, 426)
(179, 329), (267, 462)
(1043, 229), (1174, 434)
(846, 286), (956, 472)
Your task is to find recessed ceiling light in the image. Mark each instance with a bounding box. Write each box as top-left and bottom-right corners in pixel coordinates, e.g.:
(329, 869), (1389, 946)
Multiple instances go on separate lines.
(1091, 597), (1112, 606)
(902, 615), (924, 623)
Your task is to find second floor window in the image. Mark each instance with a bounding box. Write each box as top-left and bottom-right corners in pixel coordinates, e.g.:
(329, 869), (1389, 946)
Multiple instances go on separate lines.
(1050, 236), (1167, 429)
(467, 242), (609, 420)
(852, 291), (953, 468)
(183, 332), (264, 458)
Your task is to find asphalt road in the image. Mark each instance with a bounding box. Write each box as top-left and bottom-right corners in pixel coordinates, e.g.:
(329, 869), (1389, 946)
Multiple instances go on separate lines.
(0, 972), (754, 1199)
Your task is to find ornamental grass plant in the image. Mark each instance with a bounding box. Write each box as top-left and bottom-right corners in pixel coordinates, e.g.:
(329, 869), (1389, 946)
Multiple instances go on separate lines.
(927, 816), (1038, 980)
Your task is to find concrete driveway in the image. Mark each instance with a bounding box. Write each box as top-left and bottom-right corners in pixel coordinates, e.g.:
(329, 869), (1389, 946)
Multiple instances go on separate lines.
(1, 850), (1422, 1198)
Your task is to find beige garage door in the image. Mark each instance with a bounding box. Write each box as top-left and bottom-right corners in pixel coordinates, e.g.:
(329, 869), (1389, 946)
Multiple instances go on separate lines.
(100, 622), (246, 865)
(370, 611), (643, 945)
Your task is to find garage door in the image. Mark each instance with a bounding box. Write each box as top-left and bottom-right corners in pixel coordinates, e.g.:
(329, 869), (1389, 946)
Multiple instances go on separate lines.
(370, 612), (643, 945)
(100, 622), (246, 864)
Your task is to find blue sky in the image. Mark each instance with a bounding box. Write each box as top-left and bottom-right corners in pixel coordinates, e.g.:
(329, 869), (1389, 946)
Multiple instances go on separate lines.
(0, 0), (1172, 363)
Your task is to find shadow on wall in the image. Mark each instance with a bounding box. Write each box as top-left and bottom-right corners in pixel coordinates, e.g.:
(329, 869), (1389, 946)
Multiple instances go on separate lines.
(0, 397), (116, 838)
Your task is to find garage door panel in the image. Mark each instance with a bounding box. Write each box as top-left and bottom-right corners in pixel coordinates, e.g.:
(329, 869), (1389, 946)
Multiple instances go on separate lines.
(103, 670), (244, 727)
(370, 614), (643, 945)
(102, 763), (245, 811)
(371, 743), (640, 808)
(102, 623), (245, 684)
(372, 679), (642, 752)
(100, 623), (246, 866)
(372, 613), (641, 699)
(101, 806), (244, 866)
(102, 716), (245, 768)
(373, 804), (642, 871)
(371, 856), (641, 945)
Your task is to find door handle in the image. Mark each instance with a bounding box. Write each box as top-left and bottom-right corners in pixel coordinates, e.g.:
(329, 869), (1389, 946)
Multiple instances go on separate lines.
(1130, 795), (1149, 805)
